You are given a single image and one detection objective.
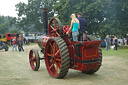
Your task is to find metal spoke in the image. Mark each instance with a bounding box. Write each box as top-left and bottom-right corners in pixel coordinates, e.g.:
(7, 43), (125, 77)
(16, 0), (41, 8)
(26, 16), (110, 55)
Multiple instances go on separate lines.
(51, 33), (55, 36)
(55, 50), (60, 56)
(55, 62), (59, 73)
(50, 43), (54, 51)
(53, 43), (56, 54)
(55, 62), (61, 70)
(56, 25), (59, 30)
(56, 32), (60, 37)
(50, 25), (55, 30)
(47, 53), (52, 57)
(54, 20), (56, 28)
(50, 63), (54, 69)
(55, 58), (61, 62)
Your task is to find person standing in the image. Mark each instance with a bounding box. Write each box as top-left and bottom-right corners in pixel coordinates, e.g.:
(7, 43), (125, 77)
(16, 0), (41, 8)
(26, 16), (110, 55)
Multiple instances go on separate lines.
(125, 38), (127, 45)
(113, 36), (118, 50)
(0, 35), (2, 46)
(120, 37), (123, 45)
(66, 13), (80, 41)
(77, 12), (88, 41)
(104, 35), (110, 51)
(19, 37), (24, 52)
(0, 35), (3, 50)
(12, 37), (17, 51)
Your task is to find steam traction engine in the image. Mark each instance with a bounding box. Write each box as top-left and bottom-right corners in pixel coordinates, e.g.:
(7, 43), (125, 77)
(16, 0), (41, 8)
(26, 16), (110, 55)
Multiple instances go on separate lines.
(29, 9), (102, 78)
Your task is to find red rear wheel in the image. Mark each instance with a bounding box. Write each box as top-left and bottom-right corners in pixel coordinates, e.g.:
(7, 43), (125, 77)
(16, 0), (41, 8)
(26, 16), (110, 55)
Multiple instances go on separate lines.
(45, 37), (70, 78)
(48, 18), (63, 37)
(29, 49), (40, 71)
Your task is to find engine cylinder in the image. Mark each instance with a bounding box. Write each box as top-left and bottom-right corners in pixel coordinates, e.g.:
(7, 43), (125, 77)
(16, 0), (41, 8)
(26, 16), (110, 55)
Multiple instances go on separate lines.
(38, 36), (50, 49)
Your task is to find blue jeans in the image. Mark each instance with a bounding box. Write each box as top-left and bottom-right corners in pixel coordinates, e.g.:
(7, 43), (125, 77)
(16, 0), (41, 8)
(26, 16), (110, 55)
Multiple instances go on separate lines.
(12, 45), (17, 51)
(72, 31), (79, 41)
(19, 45), (24, 52)
(114, 43), (117, 50)
(106, 43), (109, 51)
(0, 46), (3, 50)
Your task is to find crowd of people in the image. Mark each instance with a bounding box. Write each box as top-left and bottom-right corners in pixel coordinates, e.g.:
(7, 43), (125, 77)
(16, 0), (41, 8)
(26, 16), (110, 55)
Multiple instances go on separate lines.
(104, 35), (128, 51)
(12, 36), (24, 52)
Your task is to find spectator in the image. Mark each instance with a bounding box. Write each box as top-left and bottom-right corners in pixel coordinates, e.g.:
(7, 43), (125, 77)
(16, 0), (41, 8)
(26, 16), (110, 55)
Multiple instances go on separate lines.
(0, 35), (3, 50)
(113, 36), (118, 50)
(127, 38), (128, 45)
(12, 37), (17, 51)
(0, 35), (2, 46)
(120, 37), (123, 45)
(19, 37), (24, 52)
(24, 37), (26, 44)
(104, 35), (110, 51)
(125, 38), (127, 45)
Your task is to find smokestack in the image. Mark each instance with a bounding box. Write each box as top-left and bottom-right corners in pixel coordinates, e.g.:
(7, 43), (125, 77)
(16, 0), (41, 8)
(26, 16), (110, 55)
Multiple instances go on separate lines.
(38, 8), (48, 49)
(42, 8), (48, 35)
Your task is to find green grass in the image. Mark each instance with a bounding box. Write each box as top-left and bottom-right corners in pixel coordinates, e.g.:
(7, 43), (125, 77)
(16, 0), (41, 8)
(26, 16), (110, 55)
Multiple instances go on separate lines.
(118, 45), (128, 49)
(102, 48), (128, 58)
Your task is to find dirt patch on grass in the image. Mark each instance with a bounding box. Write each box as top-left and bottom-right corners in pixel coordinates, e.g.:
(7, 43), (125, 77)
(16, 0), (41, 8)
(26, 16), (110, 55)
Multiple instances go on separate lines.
(0, 44), (128, 85)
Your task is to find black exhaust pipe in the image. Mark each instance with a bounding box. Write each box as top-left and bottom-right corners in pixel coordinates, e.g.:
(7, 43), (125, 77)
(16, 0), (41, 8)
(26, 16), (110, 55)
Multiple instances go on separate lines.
(38, 8), (48, 49)
(42, 8), (48, 35)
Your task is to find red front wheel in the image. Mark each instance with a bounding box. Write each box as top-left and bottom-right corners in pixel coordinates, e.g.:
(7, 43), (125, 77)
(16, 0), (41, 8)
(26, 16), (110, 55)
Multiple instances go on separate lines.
(29, 49), (40, 71)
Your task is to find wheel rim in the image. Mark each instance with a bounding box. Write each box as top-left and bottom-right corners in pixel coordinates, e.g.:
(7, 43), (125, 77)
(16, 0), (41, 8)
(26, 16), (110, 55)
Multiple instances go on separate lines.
(29, 49), (40, 71)
(29, 50), (36, 70)
(45, 39), (61, 77)
(48, 18), (63, 37)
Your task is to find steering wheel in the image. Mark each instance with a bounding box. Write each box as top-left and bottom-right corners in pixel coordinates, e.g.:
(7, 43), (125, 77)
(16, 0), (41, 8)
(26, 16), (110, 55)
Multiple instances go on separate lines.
(63, 25), (71, 35)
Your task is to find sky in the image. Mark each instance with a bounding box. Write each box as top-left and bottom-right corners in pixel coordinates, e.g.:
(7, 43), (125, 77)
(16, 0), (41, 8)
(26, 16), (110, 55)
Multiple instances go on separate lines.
(0, 0), (28, 17)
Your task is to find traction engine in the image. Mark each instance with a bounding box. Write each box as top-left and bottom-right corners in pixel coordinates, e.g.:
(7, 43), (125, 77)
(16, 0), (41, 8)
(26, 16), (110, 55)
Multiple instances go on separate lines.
(29, 8), (102, 78)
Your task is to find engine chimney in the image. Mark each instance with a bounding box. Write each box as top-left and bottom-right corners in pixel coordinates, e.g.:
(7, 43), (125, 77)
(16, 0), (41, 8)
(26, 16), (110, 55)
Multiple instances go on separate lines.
(38, 8), (49, 49)
(42, 8), (48, 34)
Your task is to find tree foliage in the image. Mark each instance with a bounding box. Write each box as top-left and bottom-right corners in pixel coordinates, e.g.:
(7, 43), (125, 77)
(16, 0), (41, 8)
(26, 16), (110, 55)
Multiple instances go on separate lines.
(0, 0), (128, 39)
(55, 0), (128, 38)
(15, 0), (59, 32)
(0, 16), (16, 34)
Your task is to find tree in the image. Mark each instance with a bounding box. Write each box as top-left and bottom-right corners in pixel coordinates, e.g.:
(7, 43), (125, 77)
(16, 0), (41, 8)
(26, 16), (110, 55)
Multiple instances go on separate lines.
(55, 0), (128, 38)
(15, 0), (128, 38)
(15, 0), (59, 32)
(0, 16), (16, 34)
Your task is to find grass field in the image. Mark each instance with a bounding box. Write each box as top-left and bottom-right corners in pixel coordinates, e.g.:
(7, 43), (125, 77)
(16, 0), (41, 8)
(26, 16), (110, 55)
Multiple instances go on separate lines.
(102, 48), (128, 58)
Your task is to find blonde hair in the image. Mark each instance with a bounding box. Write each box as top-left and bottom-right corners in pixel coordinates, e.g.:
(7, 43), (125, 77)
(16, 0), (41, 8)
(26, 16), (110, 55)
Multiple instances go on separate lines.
(71, 13), (76, 20)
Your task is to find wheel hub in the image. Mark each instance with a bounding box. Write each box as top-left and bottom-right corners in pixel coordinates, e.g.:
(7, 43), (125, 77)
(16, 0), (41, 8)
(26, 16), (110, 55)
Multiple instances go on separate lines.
(51, 56), (54, 61)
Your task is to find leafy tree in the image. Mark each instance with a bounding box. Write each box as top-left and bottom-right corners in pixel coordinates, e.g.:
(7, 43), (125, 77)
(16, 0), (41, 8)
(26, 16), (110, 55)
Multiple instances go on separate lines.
(15, 0), (59, 32)
(0, 16), (16, 34)
(14, 0), (128, 38)
(9, 28), (20, 33)
(55, 0), (128, 38)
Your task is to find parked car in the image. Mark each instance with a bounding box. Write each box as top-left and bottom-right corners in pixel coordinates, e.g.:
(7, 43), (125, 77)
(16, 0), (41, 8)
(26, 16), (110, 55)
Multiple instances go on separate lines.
(4, 33), (19, 45)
